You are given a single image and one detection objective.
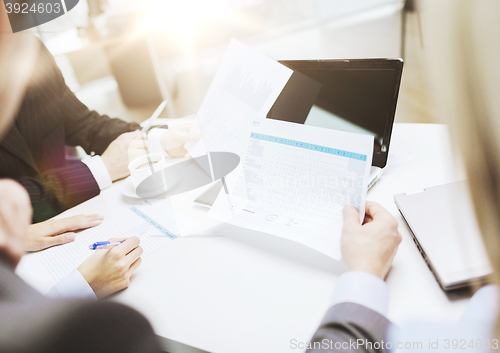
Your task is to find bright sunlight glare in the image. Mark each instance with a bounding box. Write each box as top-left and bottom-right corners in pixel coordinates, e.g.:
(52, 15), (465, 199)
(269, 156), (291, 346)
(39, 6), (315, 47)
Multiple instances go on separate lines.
(142, 0), (235, 48)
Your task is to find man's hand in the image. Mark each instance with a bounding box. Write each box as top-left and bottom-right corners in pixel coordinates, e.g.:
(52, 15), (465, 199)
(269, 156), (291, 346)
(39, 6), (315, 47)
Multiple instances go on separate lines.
(101, 131), (148, 182)
(0, 180), (31, 267)
(160, 122), (201, 158)
(78, 236), (143, 299)
(341, 202), (402, 279)
(26, 214), (104, 252)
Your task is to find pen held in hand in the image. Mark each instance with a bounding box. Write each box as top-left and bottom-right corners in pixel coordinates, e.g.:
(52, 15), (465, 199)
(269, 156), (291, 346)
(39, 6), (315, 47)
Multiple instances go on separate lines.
(89, 241), (124, 250)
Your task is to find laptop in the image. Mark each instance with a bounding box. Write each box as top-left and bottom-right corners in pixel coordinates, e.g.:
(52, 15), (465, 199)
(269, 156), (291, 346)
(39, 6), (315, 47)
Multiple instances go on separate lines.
(195, 58), (404, 207)
(394, 181), (492, 290)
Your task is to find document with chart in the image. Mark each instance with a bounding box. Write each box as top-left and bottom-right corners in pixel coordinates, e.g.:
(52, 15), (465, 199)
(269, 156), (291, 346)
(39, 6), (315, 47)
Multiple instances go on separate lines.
(16, 200), (197, 292)
(209, 119), (374, 260)
(186, 39), (293, 158)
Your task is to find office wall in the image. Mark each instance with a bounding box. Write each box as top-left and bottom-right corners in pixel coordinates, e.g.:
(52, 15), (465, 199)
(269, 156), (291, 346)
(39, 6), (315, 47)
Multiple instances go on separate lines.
(43, 0), (435, 125)
(169, 2), (406, 120)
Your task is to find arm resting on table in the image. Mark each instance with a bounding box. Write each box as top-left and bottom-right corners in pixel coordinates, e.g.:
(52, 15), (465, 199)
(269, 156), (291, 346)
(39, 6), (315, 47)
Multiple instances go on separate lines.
(34, 41), (140, 155)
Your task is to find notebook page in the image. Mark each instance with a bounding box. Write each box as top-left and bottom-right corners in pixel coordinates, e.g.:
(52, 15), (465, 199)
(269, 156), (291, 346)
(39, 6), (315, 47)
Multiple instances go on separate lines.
(35, 200), (194, 282)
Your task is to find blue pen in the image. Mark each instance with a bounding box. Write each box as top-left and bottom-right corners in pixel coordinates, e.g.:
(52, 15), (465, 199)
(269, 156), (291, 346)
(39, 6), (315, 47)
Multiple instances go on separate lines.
(89, 241), (124, 250)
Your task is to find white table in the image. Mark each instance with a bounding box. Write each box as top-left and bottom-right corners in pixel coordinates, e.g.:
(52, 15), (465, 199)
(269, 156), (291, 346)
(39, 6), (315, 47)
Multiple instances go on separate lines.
(18, 123), (470, 353)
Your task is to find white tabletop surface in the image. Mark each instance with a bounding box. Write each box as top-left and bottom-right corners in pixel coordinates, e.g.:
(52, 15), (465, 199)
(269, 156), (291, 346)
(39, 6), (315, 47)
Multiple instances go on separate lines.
(17, 123), (470, 353)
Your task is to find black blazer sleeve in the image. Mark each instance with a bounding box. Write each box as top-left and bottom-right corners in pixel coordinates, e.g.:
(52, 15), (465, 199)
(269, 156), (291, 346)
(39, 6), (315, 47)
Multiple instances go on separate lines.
(0, 259), (162, 353)
(306, 303), (391, 353)
(36, 42), (141, 155)
(18, 161), (100, 223)
(0, 38), (141, 222)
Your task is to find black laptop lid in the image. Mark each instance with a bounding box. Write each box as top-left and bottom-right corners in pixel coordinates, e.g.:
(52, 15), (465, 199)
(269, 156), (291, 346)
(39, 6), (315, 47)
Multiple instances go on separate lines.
(267, 59), (403, 168)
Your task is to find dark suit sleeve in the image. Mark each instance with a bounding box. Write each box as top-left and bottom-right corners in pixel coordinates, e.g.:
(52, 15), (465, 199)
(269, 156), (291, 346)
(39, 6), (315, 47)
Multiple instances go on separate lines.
(0, 260), (162, 353)
(15, 40), (141, 222)
(60, 84), (141, 155)
(38, 40), (140, 155)
(18, 161), (100, 223)
(306, 303), (391, 353)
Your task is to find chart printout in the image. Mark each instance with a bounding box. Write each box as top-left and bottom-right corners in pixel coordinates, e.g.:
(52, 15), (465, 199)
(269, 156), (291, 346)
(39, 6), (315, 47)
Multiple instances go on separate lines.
(186, 39), (293, 158)
(209, 119), (374, 260)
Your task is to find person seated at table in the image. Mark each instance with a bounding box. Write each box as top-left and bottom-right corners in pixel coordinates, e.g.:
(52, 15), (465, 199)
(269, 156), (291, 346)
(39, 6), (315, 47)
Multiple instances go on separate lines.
(306, 1), (500, 351)
(0, 4), (162, 353)
(0, 32), (199, 223)
(0, 15), (146, 301)
(0, 180), (162, 353)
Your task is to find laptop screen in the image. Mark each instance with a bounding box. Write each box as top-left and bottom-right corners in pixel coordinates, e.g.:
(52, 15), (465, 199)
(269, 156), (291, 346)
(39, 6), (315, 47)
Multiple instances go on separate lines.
(268, 59), (403, 168)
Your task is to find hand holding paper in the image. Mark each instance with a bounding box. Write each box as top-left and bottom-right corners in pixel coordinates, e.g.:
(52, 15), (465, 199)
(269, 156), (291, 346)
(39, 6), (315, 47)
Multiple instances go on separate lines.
(209, 118), (374, 260)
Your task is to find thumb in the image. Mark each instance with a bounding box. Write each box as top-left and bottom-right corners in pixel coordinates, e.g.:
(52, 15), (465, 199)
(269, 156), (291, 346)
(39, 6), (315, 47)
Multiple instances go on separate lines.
(343, 205), (360, 228)
(45, 232), (76, 248)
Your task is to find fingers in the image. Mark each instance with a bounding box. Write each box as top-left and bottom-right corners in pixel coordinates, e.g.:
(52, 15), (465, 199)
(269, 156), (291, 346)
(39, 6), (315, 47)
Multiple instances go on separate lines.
(124, 246), (143, 267)
(167, 146), (188, 158)
(43, 232), (76, 248)
(112, 236), (140, 256)
(129, 142), (148, 152)
(129, 132), (151, 158)
(45, 214), (103, 236)
(129, 133), (148, 145)
(364, 201), (391, 220)
(125, 130), (145, 139)
(125, 132), (148, 151)
(362, 212), (373, 225)
(342, 205), (360, 229)
(170, 120), (195, 132)
(365, 202), (400, 232)
(128, 147), (149, 162)
(127, 257), (142, 276)
(129, 140), (149, 153)
(108, 237), (127, 243)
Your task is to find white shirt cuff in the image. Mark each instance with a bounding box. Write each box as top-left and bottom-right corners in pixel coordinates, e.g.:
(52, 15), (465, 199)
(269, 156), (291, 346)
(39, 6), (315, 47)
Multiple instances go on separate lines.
(147, 127), (169, 157)
(459, 285), (499, 325)
(330, 271), (389, 317)
(46, 269), (97, 300)
(82, 155), (112, 190)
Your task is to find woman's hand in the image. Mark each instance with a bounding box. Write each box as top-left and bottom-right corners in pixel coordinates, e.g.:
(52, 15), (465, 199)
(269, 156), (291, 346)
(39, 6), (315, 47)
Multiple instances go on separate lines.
(341, 201), (402, 279)
(78, 237), (143, 299)
(26, 214), (104, 252)
(160, 122), (201, 158)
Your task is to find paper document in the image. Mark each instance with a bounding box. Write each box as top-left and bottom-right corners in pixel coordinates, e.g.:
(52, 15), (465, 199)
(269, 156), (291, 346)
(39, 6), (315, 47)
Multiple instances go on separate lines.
(31, 200), (196, 283)
(187, 39), (293, 158)
(209, 119), (374, 260)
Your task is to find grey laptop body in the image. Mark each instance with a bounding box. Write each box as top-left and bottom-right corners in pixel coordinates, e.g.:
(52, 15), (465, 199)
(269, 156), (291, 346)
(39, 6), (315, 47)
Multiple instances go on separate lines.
(394, 180), (492, 290)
